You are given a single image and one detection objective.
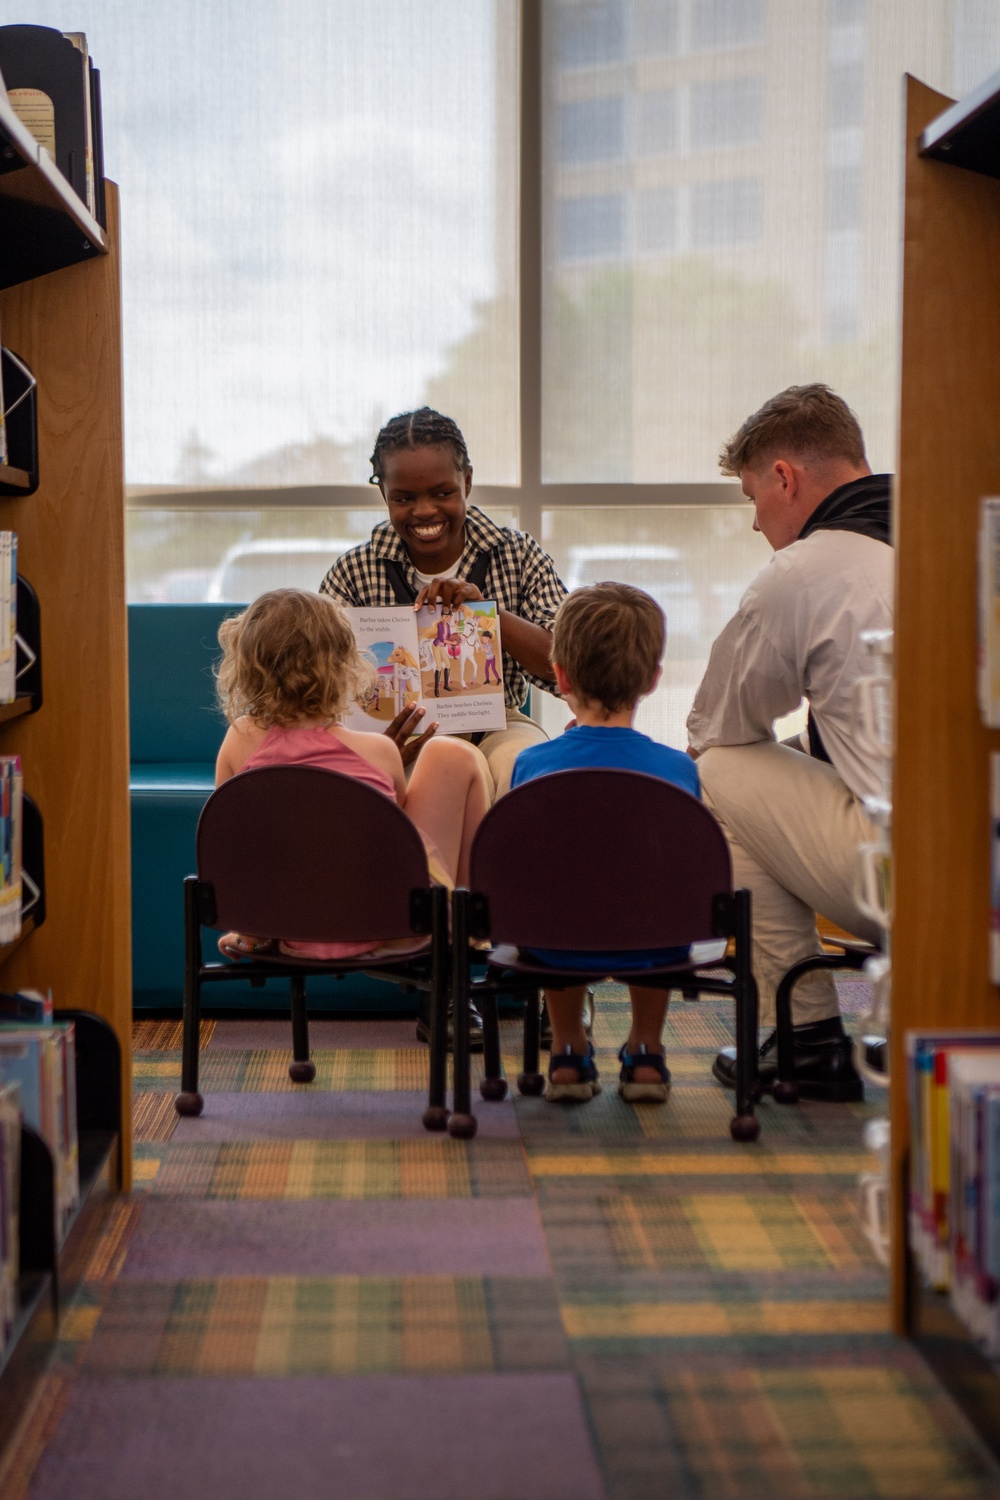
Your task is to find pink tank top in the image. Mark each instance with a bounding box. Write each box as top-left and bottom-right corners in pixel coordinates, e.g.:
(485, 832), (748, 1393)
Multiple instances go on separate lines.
(242, 723), (396, 800)
(239, 723), (396, 960)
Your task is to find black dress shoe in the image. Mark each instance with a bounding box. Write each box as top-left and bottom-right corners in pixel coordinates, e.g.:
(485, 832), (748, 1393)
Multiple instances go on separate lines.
(416, 1000), (484, 1053)
(539, 989), (595, 1051)
(712, 1017), (863, 1102)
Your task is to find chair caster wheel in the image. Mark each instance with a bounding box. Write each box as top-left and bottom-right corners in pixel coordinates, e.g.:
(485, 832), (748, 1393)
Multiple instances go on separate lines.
(288, 1060), (316, 1083)
(730, 1114), (761, 1143)
(480, 1077), (508, 1101)
(517, 1072), (545, 1096)
(448, 1112), (478, 1139)
(773, 1079), (799, 1104)
(174, 1091), (203, 1117)
(422, 1105), (451, 1131)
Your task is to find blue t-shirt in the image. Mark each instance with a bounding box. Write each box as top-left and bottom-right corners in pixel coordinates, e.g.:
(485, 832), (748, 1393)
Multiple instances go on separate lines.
(510, 724), (701, 971)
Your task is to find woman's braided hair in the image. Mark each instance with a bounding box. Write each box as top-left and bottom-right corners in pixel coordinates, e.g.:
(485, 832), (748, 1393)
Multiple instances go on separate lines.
(369, 407), (471, 485)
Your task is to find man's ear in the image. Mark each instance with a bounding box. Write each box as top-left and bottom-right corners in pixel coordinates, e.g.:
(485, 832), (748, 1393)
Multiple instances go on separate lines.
(773, 459), (798, 499)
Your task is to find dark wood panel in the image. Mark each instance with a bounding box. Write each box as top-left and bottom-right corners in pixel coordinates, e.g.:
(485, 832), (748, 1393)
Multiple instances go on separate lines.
(0, 183), (132, 1184)
(892, 76), (1000, 1329)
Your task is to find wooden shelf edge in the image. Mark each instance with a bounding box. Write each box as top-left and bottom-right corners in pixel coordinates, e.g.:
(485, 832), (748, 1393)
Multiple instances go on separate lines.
(0, 913), (35, 966)
(0, 467), (31, 494)
(0, 696), (34, 725)
(0, 92), (105, 252)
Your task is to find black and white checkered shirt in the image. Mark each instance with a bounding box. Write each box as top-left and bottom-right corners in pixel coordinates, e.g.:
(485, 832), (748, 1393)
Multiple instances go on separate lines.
(319, 505), (567, 710)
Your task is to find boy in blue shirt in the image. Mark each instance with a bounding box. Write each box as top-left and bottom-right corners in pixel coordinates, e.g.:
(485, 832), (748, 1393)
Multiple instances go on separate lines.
(511, 582), (702, 1104)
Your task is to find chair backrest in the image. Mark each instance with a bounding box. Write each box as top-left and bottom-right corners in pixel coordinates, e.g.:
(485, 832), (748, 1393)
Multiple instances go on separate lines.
(128, 604), (233, 763)
(197, 766), (429, 941)
(470, 769), (731, 950)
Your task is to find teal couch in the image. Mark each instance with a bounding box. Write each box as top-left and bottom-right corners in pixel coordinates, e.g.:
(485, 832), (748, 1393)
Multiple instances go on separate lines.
(128, 603), (415, 1014)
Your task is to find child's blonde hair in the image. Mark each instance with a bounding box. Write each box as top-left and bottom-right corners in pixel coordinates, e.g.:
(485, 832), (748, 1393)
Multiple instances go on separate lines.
(216, 588), (372, 727)
(553, 582), (664, 714)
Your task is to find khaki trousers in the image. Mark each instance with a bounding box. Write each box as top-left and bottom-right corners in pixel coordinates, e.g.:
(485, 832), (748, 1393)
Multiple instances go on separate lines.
(472, 709), (548, 800)
(697, 741), (880, 1026)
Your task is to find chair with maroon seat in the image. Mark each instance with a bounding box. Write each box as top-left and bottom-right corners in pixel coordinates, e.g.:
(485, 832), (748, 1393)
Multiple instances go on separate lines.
(422, 768), (762, 1142)
(174, 765), (448, 1117)
(771, 937), (880, 1102)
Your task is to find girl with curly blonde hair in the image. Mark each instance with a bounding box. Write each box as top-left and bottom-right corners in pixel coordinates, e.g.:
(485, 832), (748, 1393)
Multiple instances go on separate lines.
(214, 588), (489, 961)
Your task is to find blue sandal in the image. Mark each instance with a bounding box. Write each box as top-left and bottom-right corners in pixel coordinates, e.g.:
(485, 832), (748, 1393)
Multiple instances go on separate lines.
(545, 1041), (601, 1102)
(618, 1044), (671, 1103)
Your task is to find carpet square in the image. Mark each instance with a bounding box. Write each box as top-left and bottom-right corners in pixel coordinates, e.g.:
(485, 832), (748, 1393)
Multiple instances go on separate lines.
(133, 1139), (533, 1200)
(205, 1019), (420, 1050)
(170, 1090), (518, 1140)
(119, 1198), (552, 1278)
(27, 1373), (605, 1500)
(84, 1275), (568, 1376)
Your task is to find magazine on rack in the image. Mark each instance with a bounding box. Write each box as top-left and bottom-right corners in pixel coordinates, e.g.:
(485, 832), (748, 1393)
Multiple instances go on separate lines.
(344, 603), (506, 736)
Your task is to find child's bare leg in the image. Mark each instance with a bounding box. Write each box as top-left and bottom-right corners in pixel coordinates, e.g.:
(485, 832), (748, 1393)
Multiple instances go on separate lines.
(626, 984), (670, 1082)
(547, 985), (589, 1082)
(404, 737), (489, 885)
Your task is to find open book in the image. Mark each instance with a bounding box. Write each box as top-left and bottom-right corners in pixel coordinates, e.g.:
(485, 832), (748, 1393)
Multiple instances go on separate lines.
(344, 604), (506, 736)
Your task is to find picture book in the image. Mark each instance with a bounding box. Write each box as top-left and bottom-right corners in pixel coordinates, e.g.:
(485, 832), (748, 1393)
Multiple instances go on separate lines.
(0, 1020), (78, 1246)
(0, 532), (17, 705)
(979, 498), (1000, 727)
(344, 603), (506, 737)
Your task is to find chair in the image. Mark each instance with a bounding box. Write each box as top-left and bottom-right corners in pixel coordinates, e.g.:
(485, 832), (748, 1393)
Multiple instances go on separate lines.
(424, 769), (762, 1143)
(771, 937), (879, 1102)
(174, 765), (448, 1116)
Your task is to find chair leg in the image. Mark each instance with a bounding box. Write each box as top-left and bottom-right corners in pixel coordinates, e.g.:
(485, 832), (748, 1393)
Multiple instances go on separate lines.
(731, 888), (761, 1143)
(773, 963), (800, 1105)
(518, 990), (545, 1096)
(175, 877), (204, 1117)
(448, 888), (477, 1138)
(423, 884), (451, 1132)
(289, 974), (316, 1083)
(479, 990), (507, 1101)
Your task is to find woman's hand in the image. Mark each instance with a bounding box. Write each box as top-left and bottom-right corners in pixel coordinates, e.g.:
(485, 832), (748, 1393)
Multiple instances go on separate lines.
(384, 703), (438, 767)
(414, 578), (484, 610)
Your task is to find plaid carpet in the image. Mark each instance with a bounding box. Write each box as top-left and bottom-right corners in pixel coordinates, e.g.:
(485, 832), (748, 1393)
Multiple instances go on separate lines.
(4, 986), (1000, 1499)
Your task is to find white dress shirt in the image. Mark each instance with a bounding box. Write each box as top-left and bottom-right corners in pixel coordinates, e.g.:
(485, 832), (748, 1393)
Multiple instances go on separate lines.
(686, 529), (894, 802)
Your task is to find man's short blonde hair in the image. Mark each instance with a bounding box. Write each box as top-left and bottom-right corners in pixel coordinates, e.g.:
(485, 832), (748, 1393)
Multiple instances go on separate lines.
(553, 582), (664, 715)
(719, 383), (867, 477)
(216, 588), (373, 727)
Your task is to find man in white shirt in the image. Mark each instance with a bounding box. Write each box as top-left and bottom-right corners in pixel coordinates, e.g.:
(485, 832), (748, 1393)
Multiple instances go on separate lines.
(687, 384), (892, 1100)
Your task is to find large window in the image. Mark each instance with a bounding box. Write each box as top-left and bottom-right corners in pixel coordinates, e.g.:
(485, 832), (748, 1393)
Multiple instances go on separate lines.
(14, 0), (1000, 744)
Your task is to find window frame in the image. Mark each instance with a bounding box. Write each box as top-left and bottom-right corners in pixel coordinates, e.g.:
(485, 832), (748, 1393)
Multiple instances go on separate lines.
(124, 0), (743, 539)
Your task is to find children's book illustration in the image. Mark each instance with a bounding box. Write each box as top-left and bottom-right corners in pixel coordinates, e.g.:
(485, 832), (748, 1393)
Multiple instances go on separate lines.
(344, 603), (506, 736)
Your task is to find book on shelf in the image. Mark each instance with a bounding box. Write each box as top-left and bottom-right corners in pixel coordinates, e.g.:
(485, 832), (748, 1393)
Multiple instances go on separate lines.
(0, 1080), (18, 1354)
(344, 604), (507, 737)
(948, 1054), (1000, 1357)
(0, 1022), (78, 1247)
(0, 754), (22, 944)
(906, 1030), (1000, 1293)
(0, 320), (6, 470)
(0, 25), (105, 224)
(0, 532), (16, 705)
(979, 498), (1000, 728)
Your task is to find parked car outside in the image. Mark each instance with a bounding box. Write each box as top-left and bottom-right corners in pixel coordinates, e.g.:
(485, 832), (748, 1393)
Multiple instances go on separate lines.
(205, 539), (355, 602)
(563, 544), (704, 654)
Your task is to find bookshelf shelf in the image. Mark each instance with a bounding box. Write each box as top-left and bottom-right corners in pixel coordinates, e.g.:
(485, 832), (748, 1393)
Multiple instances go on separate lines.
(0, 467), (32, 495)
(0, 912), (35, 966)
(0, 696), (33, 725)
(0, 91), (105, 290)
(893, 73), (1000, 1454)
(919, 65), (1000, 180)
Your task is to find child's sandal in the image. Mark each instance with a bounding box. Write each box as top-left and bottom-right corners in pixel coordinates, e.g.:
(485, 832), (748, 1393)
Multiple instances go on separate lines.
(618, 1044), (671, 1103)
(545, 1042), (601, 1103)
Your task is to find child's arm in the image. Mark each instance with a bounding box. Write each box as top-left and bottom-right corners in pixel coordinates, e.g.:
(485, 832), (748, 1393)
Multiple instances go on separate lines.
(215, 718), (266, 786)
(334, 726), (407, 805)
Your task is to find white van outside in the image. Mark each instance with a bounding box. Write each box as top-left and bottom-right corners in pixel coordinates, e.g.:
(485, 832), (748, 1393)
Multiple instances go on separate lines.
(206, 539), (354, 603)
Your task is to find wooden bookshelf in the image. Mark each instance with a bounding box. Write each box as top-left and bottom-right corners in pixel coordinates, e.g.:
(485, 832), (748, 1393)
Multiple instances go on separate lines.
(892, 75), (1000, 1332)
(0, 181), (131, 1186)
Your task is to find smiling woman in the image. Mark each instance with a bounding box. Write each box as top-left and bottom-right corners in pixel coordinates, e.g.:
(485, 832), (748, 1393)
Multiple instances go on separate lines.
(320, 407), (566, 798)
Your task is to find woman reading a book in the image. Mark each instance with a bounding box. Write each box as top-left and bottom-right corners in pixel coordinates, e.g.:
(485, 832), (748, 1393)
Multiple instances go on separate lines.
(213, 588), (489, 962)
(320, 408), (567, 797)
